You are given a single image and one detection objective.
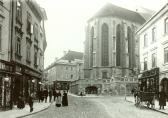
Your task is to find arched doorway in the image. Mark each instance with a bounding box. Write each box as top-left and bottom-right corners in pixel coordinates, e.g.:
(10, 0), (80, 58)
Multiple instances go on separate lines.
(161, 78), (168, 98)
(85, 86), (98, 94)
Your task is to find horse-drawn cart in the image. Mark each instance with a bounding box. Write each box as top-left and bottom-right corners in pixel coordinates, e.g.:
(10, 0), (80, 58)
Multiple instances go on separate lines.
(135, 68), (159, 108)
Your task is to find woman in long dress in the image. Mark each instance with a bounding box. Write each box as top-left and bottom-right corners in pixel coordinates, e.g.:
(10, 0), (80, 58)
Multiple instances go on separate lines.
(62, 91), (68, 106)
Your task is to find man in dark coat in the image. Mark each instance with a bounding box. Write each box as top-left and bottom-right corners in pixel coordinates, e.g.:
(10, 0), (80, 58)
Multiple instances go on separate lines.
(43, 89), (48, 103)
(62, 91), (68, 106)
(49, 89), (53, 103)
(53, 89), (57, 101)
(55, 90), (61, 107)
(28, 94), (34, 112)
(159, 89), (166, 109)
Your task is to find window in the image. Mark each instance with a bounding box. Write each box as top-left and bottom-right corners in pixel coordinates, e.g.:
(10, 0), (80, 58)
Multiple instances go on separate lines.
(33, 24), (38, 42)
(90, 27), (94, 67)
(102, 72), (107, 79)
(152, 53), (156, 68)
(165, 18), (168, 34)
(0, 26), (1, 51)
(26, 42), (31, 62)
(16, 0), (22, 23)
(34, 47), (38, 66)
(27, 12), (32, 34)
(144, 34), (148, 47)
(101, 23), (109, 66)
(144, 57), (148, 70)
(164, 47), (168, 63)
(16, 37), (21, 55)
(116, 24), (121, 66)
(71, 67), (73, 70)
(152, 27), (156, 42)
(71, 75), (73, 79)
(66, 67), (68, 70)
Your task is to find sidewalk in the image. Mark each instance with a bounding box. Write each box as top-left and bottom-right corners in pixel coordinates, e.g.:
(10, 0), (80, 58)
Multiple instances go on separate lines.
(126, 96), (168, 115)
(0, 101), (51, 118)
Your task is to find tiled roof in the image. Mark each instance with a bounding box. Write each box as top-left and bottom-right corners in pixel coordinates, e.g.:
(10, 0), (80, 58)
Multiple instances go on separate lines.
(88, 3), (146, 24)
(61, 50), (83, 61)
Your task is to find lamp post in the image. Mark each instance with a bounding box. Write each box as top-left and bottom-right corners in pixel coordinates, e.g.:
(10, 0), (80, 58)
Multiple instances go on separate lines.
(4, 77), (9, 110)
(124, 76), (127, 101)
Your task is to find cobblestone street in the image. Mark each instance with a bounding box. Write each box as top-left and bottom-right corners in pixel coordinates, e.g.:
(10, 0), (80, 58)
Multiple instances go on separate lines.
(24, 95), (168, 118)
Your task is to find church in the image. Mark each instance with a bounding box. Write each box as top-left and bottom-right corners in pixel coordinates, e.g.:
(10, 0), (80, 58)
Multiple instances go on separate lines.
(83, 3), (146, 94)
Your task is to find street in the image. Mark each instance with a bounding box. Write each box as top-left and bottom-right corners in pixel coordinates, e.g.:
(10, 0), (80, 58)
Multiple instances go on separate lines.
(24, 95), (168, 118)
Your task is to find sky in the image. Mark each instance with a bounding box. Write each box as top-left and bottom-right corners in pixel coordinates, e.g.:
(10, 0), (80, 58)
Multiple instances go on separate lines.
(36, 0), (167, 68)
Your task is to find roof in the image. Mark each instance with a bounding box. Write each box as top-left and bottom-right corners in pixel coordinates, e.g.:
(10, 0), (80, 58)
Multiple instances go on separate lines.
(61, 50), (83, 61)
(136, 7), (155, 21)
(137, 3), (168, 34)
(88, 3), (146, 24)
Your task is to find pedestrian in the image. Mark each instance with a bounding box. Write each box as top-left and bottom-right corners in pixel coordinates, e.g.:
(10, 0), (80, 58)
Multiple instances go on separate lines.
(62, 90), (68, 106)
(53, 89), (57, 101)
(38, 90), (42, 103)
(159, 89), (166, 110)
(28, 93), (34, 112)
(49, 89), (53, 103)
(43, 89), (48, 103)
(55, 90), (61, 107)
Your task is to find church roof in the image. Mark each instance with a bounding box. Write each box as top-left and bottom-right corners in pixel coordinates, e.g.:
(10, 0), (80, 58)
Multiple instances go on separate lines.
(88, 3), (146, 24)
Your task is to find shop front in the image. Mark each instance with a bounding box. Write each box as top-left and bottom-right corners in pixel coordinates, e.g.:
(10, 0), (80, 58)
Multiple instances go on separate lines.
(0, 59), (14, 109)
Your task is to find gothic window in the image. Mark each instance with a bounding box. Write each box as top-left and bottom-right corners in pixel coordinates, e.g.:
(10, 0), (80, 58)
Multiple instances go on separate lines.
(101, 23), (109, 66)
(116, 24), (121, 66)
(90, 27), (94, 67)
(127, 26), (132, 68)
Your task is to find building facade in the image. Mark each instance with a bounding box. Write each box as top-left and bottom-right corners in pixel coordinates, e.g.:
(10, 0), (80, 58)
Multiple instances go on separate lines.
(0, 0), (47, 108)
(84, 3), (146, 94)
(137, 3), (168, 98)
(10, 0), (47, 104)
(45, 51), (84, 90)
(0, 0), (13, 108)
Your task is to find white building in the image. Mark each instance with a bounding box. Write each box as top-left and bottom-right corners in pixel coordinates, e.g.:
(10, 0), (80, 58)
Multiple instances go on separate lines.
(137, 3), (168, 94)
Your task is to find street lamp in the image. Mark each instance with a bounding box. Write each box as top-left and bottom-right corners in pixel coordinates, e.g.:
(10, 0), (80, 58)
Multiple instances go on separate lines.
(4, 77), (9, 110)
(124, 76), (127, 101)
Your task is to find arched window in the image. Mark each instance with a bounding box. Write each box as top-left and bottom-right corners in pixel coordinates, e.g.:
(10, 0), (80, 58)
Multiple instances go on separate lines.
(116, 24), (121, 66)
(90, 27), (94, 67)
(101, 23), (109, 66)
(127, 26), (132, 68)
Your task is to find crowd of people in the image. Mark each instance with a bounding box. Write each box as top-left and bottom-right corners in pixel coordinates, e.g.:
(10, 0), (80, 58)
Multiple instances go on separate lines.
(16, 89), (69, 112)
(37, 89), (69, 107)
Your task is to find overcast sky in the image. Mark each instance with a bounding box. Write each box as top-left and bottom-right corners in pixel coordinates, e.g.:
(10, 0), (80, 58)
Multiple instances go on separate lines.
(36, 0), (167, 68)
